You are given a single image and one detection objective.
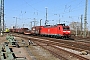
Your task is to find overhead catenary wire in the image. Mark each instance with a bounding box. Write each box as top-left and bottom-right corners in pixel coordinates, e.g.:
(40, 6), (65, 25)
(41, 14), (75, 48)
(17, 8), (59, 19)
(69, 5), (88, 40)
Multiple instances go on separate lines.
(63, 0), (84, 13)
(23, 0), (45, 13)
(8, 0), (89, 26)
(23, 0), (87, 19)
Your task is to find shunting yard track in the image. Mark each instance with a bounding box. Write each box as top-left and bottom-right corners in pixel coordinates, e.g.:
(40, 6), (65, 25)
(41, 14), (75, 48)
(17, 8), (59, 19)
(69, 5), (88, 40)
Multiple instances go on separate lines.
(11, 33), (90, 60)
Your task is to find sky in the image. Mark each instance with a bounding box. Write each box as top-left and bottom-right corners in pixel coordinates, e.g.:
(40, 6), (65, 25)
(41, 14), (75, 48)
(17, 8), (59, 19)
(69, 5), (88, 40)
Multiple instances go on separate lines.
(4, 0), (90, 29)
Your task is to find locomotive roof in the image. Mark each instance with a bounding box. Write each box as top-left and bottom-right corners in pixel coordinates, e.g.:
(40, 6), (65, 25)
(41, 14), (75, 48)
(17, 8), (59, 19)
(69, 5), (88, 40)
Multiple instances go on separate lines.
(44, 24), (66, 27)
(57, 24), (65, 26)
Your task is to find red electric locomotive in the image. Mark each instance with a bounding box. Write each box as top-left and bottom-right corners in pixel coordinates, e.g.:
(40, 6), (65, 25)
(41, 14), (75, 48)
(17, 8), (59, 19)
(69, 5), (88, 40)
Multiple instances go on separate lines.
(31, 24), (71, 39)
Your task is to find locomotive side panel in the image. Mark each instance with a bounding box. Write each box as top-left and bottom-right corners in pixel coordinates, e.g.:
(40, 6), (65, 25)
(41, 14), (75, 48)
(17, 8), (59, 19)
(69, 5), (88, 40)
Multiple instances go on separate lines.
(57, 25), (63, 36)
(40, 26), (58, 37)
(48, 26), (57, 35)
(40, 25), (71, 38)
(40, 27), (48, 35)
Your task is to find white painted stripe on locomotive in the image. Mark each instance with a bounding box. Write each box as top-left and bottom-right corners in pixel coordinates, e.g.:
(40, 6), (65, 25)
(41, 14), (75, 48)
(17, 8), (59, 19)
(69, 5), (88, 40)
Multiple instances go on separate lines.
(63, 31), (70, 32)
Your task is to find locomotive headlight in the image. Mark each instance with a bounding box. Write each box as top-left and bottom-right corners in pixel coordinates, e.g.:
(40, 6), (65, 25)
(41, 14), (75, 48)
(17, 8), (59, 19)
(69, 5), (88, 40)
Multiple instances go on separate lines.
(67, 31), (70, 33)
(63, 31), (66, 32)
(63, 31), (70, 32)
(63, 31), (70, 34)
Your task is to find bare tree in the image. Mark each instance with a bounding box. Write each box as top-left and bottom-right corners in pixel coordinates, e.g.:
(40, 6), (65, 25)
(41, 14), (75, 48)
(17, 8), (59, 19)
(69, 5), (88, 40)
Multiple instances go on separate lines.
(69, 22), (81, 36)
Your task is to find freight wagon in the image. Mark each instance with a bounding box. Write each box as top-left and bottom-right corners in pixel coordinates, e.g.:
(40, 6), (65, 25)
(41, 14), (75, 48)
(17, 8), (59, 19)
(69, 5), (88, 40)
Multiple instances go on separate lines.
(9, 28), (29, 34)
(31, 26), (43, 35)
(24, 30), (31, 35)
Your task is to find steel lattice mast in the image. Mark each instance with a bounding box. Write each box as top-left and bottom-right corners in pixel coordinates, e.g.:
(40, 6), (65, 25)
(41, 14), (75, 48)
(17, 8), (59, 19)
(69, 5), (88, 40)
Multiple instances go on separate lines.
(0, 0), (4, 32)
(84, 0), (88, 38)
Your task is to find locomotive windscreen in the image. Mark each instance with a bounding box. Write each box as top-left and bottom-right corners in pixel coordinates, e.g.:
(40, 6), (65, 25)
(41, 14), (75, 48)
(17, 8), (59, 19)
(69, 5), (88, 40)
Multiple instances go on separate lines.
(63, 27), (70, 30)
(57, 24), (65, 26)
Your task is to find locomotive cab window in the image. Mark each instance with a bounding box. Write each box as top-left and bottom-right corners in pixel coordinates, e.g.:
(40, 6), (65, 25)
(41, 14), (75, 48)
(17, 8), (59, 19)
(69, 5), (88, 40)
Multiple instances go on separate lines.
(63, 27), (70, 30)
(59, 27), (60, 30)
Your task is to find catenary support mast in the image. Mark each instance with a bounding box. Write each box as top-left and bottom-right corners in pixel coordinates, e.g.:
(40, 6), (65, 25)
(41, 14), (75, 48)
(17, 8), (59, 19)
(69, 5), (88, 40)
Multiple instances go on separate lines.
(0, 0), (4, 32)
(84, 0), (88, 38)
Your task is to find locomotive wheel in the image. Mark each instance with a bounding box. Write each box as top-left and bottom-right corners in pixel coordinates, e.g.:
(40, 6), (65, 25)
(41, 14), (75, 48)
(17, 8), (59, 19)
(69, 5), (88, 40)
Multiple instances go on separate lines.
(56, 36), (59, 39)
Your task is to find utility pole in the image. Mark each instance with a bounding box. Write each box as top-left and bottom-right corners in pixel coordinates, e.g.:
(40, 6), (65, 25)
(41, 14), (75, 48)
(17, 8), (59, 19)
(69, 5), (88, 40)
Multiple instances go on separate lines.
(13, 17), (17, 28)
(59, 14), (60, 24)
(23, 24), (24, 28)
(45, 7), (48, 26)
(75, 22), (77, 36)
(40, 19), (42, 26)
(16, 17), (17, 28)
(30, 22), (32, 29)
(80, 15), (83, 36)
(2, 0), (4, 31)
(0, 0), (1, 31)
(34, 18), (35, 27)
(0, 0), (4, 32)
(84, 0), (88, 38)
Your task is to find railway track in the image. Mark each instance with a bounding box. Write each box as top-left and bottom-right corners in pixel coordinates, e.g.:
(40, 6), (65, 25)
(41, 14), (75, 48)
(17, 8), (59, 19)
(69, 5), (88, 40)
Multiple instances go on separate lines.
(25, 46), (37, 60)
(12, 33), (90, 60)
(21, 34), (90, 53)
